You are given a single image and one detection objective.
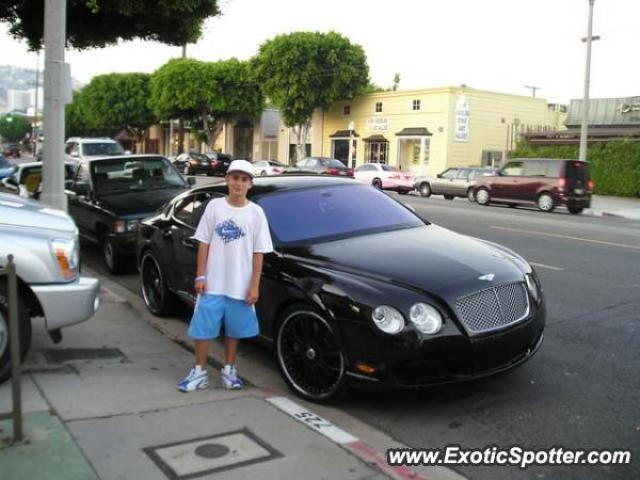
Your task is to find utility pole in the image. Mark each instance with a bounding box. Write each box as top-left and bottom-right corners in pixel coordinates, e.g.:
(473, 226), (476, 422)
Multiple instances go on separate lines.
(41, 0), (68, 211)
(177, 43), (187, 154)
(524, 85), (541, 98)
(579, 0), (597, 163)
(32, 50), (40, 153)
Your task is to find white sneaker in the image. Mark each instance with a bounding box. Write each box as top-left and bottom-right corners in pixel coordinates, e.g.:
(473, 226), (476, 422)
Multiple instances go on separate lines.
(221, 365), (244, 389)
(178, 366), (209, 392)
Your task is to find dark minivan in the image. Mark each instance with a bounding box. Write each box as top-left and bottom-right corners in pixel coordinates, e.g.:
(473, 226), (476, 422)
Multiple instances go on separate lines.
(473, 158), (592, 214)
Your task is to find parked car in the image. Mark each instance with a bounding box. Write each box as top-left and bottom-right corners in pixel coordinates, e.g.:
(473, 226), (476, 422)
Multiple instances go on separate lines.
(0, 193), (100, 384)
(65, 154), (194, 273)
(414, 167), (497, 201)
(2, 143), (21, 158)
(137, 175), (545, 402)
(1, 161), (77, 199)
(174, 151), (233, 176)
(354, 163), (415, 194)
(253, 160), (293, 176)
(296, 157), (354, 177)
(473, 158), (592, 214)
(64, 137), (125, 164)
(0, 154), (17, 180)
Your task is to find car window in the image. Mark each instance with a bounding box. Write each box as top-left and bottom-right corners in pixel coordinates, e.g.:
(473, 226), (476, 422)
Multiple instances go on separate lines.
(523, 161), (546, 176)
(545, 161), (563, 177)
(501, 161), (524, 176)
(381, 165), (399, 172)
(440, 169), (457, 179)
(91, 157), (186, 194)
(255, 184), (424, 245)
(173, 192), (221, 228)
(456, 168), (470, 180)
(254, 161), (266, 167)
(190, 153), (209, 162)
(82, 142), (125, 156)
(328, 159), (346, 168)
(307, 159), (320, 168)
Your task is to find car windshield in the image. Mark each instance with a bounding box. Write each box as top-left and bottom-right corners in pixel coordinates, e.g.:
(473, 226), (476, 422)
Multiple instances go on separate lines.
(91, 157), (186, 194)
(255, 184), (424, 245)
(82, 142), (125, 156)
(381, 165), (399, 172)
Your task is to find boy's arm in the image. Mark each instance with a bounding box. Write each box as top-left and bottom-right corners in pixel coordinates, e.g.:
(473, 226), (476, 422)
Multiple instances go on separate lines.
(195, 242), (209, 294)
(246, 253), (264, 304)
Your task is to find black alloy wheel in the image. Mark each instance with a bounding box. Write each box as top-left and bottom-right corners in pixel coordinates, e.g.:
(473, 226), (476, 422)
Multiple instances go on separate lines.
(0, 279), (32, 384)
(140, 251), (173, 316)
(467, 188), (476, 202)
(568, 206), (584, 215)
(372, 178), (383, 189)
(476, 188), (491, 206)
(419, 182), (431, 197)
(276, 306), (346, 403)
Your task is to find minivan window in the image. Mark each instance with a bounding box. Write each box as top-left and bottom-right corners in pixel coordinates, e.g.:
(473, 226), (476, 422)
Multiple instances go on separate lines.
(523, 161), (547, 177)
(545, 161), (563, 178)
(502, 161), (524, 176)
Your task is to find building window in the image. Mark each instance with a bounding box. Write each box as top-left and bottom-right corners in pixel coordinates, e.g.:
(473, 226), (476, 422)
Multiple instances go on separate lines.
(343, 105), (350, 115)
(375, 102), (383, 113)
(412, 99), (421, 111)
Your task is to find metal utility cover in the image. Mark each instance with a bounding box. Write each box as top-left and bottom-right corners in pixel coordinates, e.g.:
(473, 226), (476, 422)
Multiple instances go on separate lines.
(43, 348), (127, 363)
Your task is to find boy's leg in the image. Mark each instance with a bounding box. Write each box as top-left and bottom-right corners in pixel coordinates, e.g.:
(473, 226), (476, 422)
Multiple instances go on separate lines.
(195, 340), (209, 367)
(224, 337), (239, 365)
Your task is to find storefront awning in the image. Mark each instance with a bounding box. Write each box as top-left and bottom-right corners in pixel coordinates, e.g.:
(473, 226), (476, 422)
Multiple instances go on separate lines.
(330, 129), (360, 138)
(363, 134), (388, 142)
(395, 127), (432, 137)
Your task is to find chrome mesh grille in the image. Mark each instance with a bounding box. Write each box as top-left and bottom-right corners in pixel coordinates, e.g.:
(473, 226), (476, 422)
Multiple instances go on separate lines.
(455, 282), (529, 334)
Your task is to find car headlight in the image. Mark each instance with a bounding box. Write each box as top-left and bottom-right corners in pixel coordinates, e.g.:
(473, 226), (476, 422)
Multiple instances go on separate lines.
(51, 237), (79, 280)
(525, 273), (541, 304)
(371, 305), (405, 334)
(114, 220), (139, 233)
(409, 303), (443, 334)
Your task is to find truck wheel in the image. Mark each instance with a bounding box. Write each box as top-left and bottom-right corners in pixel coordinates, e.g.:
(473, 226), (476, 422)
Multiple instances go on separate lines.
(0, 279), (32, 384)
(103, 237), (127, 274)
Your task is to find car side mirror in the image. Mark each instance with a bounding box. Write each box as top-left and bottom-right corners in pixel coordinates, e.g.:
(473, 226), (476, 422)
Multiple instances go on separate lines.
(187, 177), (196, 186)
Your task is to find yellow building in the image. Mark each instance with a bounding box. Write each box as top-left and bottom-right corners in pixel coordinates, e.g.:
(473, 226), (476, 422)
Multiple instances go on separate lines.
(318, 86), (565, 176)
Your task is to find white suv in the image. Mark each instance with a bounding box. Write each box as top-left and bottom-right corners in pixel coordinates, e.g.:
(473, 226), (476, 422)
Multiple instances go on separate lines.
(64, 137), (126, 163)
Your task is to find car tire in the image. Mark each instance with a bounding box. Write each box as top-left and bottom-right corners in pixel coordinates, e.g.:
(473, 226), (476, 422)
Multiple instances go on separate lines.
(568, 206), (584, 215)
(467, 188), (476, 202)
(276, 304), (347, 403)
(476, 188), (491, 206)
(261, 170), (268, 176)
(443, 194), (455, 200)
(418, 182), (431, 197)
(537, 193), (555, 212)
(372, 178), (383, 190)
(140, 250), (174, 317)
(0, 279), (32, 385)
(102, 237), (126, 274)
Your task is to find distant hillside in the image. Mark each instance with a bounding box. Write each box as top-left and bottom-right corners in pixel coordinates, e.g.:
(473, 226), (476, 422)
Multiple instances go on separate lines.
(0, 64), (83, 102)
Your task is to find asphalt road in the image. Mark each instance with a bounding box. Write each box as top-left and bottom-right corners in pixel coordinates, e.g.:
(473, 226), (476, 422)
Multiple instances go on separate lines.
(81, 187), (640, 480)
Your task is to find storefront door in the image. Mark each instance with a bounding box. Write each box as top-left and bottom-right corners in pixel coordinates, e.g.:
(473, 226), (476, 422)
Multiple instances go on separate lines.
(366, 142), (388, 164)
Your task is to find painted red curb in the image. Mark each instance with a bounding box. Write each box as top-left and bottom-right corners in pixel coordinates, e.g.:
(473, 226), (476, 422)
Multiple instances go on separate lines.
(345, 440), (430, 480)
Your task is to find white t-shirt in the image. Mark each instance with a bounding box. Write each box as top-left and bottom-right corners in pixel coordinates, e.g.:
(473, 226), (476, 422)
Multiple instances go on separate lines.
(193, 197), (273, 300)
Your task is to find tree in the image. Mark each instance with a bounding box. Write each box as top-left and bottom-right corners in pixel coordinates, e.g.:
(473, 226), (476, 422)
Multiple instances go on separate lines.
(149, 58), (264, 152)
(392, 73), (401, 91)
(0, 114), (31, 142)
(81, 73), (155, 151)
(252, 32), (369, 163)
(0, 0), (221, 50)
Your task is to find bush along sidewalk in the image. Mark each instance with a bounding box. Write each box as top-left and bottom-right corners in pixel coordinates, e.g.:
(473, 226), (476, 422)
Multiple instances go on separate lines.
(510, 139), (640, 198)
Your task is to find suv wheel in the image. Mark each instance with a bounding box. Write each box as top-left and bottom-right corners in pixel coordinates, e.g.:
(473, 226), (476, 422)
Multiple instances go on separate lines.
(276, 305), (347, 403)
(418, 182), (431, 197)
(568, 206), (584, 215)
(140, 251), (174, 316)
(467, 188), (476, 202)
(476, 188), (491, 206)
(537, 193), (555, 212)
(0, 280), (32, 384)
(103, 237), (126, 274)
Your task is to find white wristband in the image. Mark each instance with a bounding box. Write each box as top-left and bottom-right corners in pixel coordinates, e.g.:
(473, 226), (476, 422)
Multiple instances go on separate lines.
(195, 276), (206, 282)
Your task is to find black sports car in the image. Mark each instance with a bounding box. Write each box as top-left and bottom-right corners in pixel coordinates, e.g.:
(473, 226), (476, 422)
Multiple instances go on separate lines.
(137, 175), (545, 402)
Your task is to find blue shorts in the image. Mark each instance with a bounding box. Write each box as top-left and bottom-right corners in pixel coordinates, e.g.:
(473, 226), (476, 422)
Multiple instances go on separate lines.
(188, 294), (259, 340)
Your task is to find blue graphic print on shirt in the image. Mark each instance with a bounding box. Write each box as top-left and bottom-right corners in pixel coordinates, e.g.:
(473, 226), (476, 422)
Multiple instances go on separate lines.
(215, 219), (246, 244)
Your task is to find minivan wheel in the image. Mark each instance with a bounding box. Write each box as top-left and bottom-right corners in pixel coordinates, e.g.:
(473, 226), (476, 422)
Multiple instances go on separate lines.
(140, 251), (174, 316)
(372, 178), (383, 189)
(476, 188), (491, 206)
(276, 305), (346, 403)
(418, 182), (431, 197)
(537, 193), (555, 212)
(0, 280), (32, 385)
(568, 206), (584, 215)
(467, 188), (476, 202)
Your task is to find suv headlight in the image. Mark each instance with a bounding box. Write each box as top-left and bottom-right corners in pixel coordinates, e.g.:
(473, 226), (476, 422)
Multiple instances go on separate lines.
(525, 273), (541, 304)
(409, 303), (443, 334)
(51, 238), (79, 280)
(372, 305), (405, 334)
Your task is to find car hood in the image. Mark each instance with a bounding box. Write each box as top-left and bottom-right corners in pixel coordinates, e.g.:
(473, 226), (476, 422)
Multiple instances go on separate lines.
(0, 193), (77, 233)
(97, 187), (185, 217)
(284, 225), (530, 297)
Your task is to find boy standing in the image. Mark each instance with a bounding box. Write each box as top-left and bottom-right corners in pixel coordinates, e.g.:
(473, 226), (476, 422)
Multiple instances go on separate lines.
(178, 160), (273, 392)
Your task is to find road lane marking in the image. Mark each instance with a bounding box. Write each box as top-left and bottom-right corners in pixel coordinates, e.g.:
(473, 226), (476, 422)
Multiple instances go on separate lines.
(529, 262), (565, 271)
(491, 226), (640, 250)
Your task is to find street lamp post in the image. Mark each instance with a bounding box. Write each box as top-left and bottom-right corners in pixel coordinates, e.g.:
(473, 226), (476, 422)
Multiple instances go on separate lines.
(347, 121), (355, 169)
(579, 0), (597, 163)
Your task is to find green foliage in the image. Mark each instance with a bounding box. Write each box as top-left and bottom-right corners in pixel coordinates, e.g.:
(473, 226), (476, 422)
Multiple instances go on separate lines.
(0, 0), (220, 50)
(363, 82), (385, 94)
(149, 58), (264, 146)
(252, 31), (369, 127)
(511, 139), (640, 197)
(81, 73), (154, 140)
(0, 114), (31, 142)
(65, 89), (108, 137)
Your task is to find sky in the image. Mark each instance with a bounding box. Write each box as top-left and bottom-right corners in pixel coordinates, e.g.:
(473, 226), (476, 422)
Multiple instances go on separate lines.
(0, 0), (638, 104)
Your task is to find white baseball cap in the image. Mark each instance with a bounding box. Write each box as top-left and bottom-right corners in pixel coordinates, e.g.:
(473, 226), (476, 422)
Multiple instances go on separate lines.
(226, 159), (254, 178)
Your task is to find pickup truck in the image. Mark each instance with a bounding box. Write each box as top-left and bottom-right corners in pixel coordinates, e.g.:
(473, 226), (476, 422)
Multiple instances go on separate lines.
(0, 193), (100, 383)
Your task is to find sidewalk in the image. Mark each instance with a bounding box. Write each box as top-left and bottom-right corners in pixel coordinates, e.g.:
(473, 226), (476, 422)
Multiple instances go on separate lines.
(585, 194), (640, 220)
(0, 271), (464, 480)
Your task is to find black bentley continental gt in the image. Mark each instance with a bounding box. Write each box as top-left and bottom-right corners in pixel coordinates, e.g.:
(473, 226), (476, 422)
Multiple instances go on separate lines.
(137, 175), (545, 402)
